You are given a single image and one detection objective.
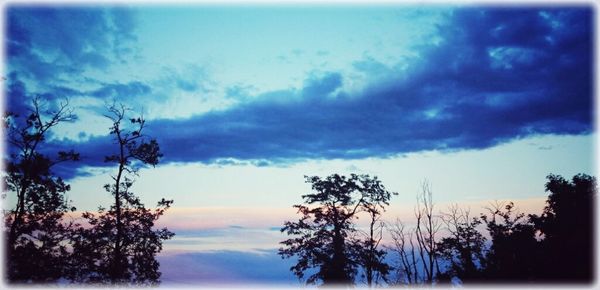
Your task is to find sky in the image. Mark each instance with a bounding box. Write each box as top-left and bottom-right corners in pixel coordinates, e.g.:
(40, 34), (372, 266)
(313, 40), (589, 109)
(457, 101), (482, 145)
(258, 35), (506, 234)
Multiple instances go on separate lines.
(2, 3), (596, 285)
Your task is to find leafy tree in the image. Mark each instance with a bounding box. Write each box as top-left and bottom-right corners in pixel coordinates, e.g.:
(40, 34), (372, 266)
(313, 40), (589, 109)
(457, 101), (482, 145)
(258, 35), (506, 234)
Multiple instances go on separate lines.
(69, 104), (173, 285)
(3, 98), (79, 283)
(279, 174), (395, 286)
(480, 201), (539, 282)
(437, 205), (486, 283)
(529, 174), (596, 283)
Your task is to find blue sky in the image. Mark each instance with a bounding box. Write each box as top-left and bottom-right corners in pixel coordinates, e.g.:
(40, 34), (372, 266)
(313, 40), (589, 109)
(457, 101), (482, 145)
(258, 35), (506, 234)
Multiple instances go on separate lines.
(3, 4), (595, 285)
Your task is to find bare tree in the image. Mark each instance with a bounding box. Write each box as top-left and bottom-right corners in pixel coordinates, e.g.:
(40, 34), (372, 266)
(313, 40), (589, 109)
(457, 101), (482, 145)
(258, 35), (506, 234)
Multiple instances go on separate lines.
(388, 180), (441, 285)
(414, 180), (441, 284)
(388, 218), (419, 284)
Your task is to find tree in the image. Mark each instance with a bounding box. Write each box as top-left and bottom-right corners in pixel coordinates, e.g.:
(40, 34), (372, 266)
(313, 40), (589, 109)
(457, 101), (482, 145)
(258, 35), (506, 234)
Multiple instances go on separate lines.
(356, 176), (394, 287)
(529, 174), (596, 283)
(69, 104), (174, 285)
(279, 174), (395, 286)
(388, 218), (419, 285)
(388, 180), (442, 286)
(437, 205), (486, 283)
(414, 181), (442, 284)
(3, 98), (79, 283)
(480, 201), (539, 282)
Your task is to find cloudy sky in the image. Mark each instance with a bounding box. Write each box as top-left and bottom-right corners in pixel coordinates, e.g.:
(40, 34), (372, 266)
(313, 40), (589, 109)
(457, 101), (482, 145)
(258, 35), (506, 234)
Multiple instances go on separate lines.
(3, 3), (595, 285)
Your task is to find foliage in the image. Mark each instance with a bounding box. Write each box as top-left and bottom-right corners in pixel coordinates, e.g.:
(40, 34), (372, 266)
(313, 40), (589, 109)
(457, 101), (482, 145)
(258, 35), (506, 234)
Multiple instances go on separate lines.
(279, 174), (395, 286)
(2, 98), (79, 283)
(436, 206), (486, 283)
(357, 175), (395, 286)
(389, 174), (596, 285)
(480, 201), (539, 282)
(529, 173), (596, 283)
(69, 104), (174, 285)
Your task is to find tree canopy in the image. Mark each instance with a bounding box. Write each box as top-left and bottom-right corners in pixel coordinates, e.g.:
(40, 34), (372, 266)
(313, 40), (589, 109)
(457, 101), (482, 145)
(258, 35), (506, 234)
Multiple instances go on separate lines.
(3, 98), (79, 282)
(529, 174), (596, 283)
(279, 174), (396, 286)
(389, 173), (596, 285)
(69, 105), (174, 285)
(3, 101), (174, 285)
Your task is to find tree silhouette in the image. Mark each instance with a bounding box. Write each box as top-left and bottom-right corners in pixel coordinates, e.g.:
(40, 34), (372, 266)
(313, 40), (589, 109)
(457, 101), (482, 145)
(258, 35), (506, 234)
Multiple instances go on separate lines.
(480, 201), (539, 282)
(358, 213), (390, 287)
(388, 181), (442, 285)
(69, 104), (174, 285)
(356, 176), (394, 287)
(529, 173), (596, 283)
(388, 219), (419, 285)
(279, 174), (395, 286)
(414, 181), (442, 284)
(3, 98), (79, 283)
(437, 205), (486, 283)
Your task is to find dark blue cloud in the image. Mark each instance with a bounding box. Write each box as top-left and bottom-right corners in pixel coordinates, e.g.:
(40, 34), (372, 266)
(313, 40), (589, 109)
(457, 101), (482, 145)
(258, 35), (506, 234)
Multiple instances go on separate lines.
(4, 72), (30, 118)
(3, 7), (163, 181)
(9, 7), (594, 180)
(4, 6), (139, 116)
(40, 135), (112, 180)
(145, 7), (592, 163)
(6, 6), (136, 77)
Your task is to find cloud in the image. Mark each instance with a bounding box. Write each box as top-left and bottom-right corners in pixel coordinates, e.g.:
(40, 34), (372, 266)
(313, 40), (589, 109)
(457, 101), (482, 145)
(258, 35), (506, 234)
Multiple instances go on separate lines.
(45, 135), (114, 179)
(4, 5), (219, 122)
(4, 6), (140, 120)
(6, 6), (137, 79)
(151, 8), (589, 162)
(5, 72), (30, 118)
(301, 71), (343, 99)
(154, 64), (214, 94)
(89, 81), (152, 99)
(10, 7), (593, 180)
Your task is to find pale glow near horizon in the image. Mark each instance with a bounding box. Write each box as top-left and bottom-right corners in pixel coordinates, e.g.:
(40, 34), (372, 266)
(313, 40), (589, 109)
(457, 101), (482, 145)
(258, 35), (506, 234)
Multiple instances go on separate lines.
(61, 132), (593, 254)
(66, 133), (593, 211)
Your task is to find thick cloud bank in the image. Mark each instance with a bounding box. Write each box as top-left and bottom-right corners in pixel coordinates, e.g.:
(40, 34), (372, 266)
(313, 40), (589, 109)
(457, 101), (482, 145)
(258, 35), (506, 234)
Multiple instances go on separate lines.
(5, 7), (593, 179)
